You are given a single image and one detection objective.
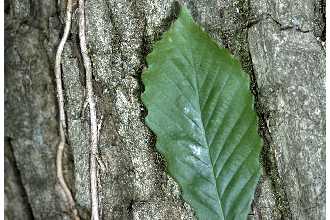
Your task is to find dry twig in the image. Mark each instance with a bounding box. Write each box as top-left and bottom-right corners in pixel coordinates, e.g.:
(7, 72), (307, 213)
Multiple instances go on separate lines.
(54, 0), (80, 219)
(78, 0), (100, 219)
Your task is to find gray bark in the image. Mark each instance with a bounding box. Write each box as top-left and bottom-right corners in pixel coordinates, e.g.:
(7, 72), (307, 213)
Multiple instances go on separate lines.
(5, 0), (325, 219)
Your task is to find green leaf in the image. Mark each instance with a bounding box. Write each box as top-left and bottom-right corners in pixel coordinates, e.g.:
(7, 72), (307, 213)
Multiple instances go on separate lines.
(142, 7), (262, 220)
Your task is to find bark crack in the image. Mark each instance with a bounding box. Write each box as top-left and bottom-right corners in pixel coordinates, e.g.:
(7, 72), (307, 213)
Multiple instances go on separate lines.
(5, 137), (35, 220)
(247, 50), (293, 219)
(245, 13), (312, 33)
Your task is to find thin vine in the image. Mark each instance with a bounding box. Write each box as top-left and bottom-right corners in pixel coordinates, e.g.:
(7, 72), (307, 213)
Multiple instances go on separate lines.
(78, 0), (100, 219)
(54, 0), (80, 219)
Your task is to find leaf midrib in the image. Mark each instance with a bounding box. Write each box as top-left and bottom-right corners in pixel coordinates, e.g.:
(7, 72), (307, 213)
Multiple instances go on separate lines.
(174, 17), (239, 218)
(190, 48), (225, 219)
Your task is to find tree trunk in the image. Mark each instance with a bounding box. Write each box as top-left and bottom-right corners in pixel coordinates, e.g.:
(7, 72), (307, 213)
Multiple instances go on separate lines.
(4, 0), (325, 219)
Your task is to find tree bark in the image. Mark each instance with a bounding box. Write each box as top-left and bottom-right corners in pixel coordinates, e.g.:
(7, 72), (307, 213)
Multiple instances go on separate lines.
(5, 0), (325, 219)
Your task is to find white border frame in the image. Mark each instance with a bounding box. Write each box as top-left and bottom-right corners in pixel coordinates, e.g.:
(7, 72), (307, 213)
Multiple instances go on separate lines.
(1, 0), (4, 218)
